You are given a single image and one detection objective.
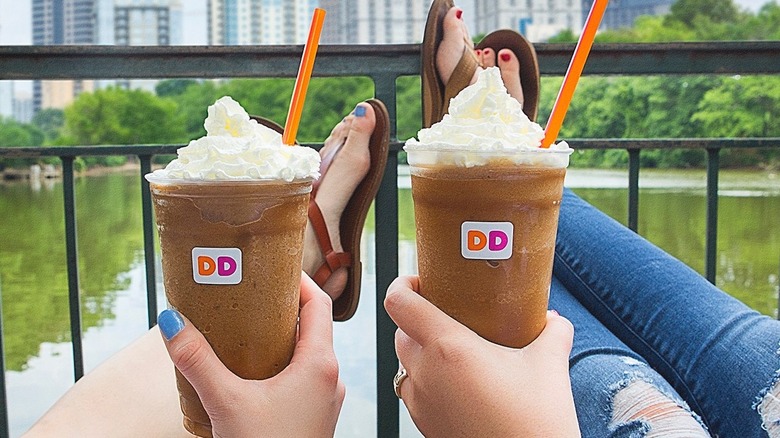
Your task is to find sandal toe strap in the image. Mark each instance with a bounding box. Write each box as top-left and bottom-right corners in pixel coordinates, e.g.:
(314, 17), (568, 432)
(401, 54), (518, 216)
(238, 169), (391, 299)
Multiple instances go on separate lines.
(308, 199), (352, 287)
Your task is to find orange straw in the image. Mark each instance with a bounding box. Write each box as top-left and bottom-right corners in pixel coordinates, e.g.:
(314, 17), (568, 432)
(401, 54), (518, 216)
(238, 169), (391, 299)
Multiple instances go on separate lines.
(283, 8), (326, 146)
(541, 0), (609, 148)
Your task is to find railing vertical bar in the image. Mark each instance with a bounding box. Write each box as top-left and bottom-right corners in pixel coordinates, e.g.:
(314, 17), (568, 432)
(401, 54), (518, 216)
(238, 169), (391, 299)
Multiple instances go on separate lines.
(373, 73), (400, 438)
(628, 149), (640, 232)
(61, 156), (85, 381)
(139, 155), (158, 328)
(705, 148), (720, 284)
(0, 275), (9, 438)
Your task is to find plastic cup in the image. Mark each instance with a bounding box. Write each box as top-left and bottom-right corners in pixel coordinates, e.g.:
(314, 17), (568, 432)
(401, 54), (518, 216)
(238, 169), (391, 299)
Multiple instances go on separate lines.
(146, 175), (312, 437)
(407, 147), (571, 348)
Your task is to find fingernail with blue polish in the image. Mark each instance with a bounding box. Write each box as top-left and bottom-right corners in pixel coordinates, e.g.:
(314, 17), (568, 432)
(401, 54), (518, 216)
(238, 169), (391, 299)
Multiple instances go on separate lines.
(158, 309), (185, 340)
(354, 105), (367, 117)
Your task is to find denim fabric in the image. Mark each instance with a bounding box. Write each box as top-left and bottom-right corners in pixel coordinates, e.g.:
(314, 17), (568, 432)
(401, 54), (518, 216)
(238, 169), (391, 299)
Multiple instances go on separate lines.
(552, 189), (780, 437)
(550, 278), (702, 437)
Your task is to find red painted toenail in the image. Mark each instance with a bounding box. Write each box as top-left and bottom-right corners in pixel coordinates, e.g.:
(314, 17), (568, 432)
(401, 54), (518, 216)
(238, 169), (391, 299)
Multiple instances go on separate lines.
(500, 53), (511, 62)
(476, 49), (482, 55)
(455, 9), (463, 19)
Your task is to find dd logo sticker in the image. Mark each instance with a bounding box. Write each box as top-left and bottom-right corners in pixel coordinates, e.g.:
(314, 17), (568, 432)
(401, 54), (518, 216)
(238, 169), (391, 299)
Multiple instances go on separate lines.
(192, 247), (242, 285)
(461, 222), (513, 260)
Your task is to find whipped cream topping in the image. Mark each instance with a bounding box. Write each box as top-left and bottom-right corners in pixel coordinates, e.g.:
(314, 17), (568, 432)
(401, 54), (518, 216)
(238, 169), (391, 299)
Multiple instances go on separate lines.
(150, 96), (320, 181)
(405, 67), (571, 168)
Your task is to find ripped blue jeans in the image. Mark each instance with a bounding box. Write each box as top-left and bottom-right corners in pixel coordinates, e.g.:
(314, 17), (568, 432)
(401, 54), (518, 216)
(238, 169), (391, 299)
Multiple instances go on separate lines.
(551, 189), (780, 437)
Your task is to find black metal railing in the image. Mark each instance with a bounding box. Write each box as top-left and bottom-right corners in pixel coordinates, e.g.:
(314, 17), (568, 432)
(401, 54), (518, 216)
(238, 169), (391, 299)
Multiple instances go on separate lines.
(1, 42), (780, 437)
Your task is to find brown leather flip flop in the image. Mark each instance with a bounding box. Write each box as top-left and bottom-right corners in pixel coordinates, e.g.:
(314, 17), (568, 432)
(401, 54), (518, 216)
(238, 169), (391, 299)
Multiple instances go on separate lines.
(475, 29), (540, 122)
(422, 0), (480, 129)
(310, 99), (389, 321)
(251, 99), (389, 321)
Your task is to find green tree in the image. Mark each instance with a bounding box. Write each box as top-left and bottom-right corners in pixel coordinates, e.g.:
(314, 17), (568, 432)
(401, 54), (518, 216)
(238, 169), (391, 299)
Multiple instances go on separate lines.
(744, 2), (780, 40)
(666, 0), (742, 27)
(547, 29), (577, 43)
(60, 87), (186, 167)
(155, 79), (198, 97)
(693, 75), (780, 167)
(0, 118), (45, 168)
(594, 15), (696, 42)
(173, 80), (222, 140)
(298, 77), (374, 141)
(0, 118), (42, 147)
(694, 76), (780, 138)
(396, 75), (422, 142)
(32, 108), (65, 144)
(62, 87), (185, 146)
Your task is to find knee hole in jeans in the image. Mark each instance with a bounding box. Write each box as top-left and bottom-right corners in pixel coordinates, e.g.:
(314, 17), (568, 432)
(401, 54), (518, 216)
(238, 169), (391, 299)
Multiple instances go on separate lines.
(757, 374), (780, 437)
(610, 380), (710, 437)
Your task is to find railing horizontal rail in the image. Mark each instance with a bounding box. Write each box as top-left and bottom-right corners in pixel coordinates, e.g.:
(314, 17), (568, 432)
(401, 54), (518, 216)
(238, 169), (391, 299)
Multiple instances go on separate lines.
(3, 138), (780, 156)
(1, 42), (779, 438)
(2, 42), (780, 80)
(566, 138), (780, 149)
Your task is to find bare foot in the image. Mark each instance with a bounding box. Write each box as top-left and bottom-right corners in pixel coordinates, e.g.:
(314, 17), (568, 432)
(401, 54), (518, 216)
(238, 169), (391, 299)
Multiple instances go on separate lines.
(436, 7), (480, 88)
(481, 48), (525, 107)
(437, 7), (524, 103)
(302, 103), (376, 300)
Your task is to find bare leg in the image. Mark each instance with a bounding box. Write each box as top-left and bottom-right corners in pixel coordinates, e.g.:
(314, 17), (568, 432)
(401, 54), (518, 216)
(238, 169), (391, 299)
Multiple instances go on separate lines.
(24, 328), (190, 437)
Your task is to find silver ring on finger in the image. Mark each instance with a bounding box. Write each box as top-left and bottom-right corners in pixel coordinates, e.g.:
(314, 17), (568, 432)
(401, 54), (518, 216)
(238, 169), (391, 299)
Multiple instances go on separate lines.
(393, 367), (409, 399)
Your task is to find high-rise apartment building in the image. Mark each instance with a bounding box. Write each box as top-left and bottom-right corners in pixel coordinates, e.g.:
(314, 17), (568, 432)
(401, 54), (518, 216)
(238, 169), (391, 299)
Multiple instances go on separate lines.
(32, 0), (97, 112)
(587, 0), (675, 30)
(473, 0), (675, 42)
(473, 0), (584, 42)
(115, 0), (183, 46)
(113, 0), (183, 91)
(207, 0), (319, 45)
(320, 0), (429, 44)
(14, 93), (35, 124)
(0, 82), (13, 120)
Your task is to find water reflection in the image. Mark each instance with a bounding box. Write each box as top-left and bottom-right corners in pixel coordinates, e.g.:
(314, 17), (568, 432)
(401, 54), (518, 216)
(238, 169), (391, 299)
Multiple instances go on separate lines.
(0, 173), (146, 373)
(1, 168), (778, 436)
(5, 262), (167, 436)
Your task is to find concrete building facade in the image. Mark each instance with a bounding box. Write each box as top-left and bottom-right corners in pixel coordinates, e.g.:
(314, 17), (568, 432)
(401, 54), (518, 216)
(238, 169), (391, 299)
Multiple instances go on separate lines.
(320, 0), (430, 44)
(113, 0), (183, 91)
(32, 0), (97, 112)
(207, 0), (319, 45)
(0, 82), (13, 120)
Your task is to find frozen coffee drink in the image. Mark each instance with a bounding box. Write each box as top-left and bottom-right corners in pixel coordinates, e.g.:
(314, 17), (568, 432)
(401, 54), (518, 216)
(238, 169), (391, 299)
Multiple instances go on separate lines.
(405, 68), (572, 348)
(146, 97), (320, 437)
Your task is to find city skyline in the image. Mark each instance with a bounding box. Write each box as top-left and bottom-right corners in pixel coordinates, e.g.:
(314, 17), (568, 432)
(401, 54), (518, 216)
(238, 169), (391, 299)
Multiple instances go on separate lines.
(0, 0), (775, 121)
(1, 0), (771, 46)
